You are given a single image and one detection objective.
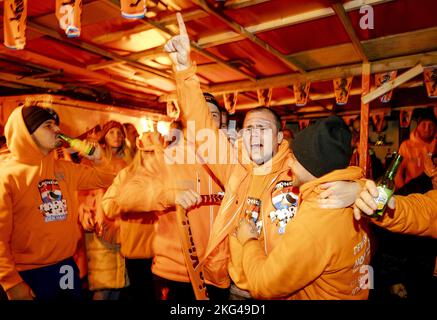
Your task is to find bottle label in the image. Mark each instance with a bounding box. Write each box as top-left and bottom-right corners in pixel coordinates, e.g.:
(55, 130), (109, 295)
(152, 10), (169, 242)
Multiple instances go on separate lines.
(374, 186), (393, 210)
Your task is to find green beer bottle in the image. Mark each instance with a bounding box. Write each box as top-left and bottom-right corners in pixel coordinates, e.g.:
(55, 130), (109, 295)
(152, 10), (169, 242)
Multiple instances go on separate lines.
(57, 133), (96, 156)
(372, 153), (403, 219)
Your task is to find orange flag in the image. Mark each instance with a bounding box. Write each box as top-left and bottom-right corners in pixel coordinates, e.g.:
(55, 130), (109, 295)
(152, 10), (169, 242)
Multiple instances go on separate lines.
(400, 109), (413, 128)
(3, 0), (27, 50)
(333, 77), (353, 105)
(424, 68), (437, 98)
(56, 0), (82, 38)
(223, 92), (238, 115)
(375, 71), (397, 103)
(293, 82), (311, 107)
(121, 0), (147, 19)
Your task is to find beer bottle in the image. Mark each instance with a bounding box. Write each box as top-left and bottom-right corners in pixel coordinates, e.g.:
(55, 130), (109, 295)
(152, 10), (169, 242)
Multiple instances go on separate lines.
(372, 152), (403, 219)
(57, 133), (96, 156)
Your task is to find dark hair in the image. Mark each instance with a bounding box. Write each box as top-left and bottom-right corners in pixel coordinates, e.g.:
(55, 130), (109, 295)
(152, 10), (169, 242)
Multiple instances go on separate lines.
(204, 92), (228, 116)
(246, 107), (282, 131)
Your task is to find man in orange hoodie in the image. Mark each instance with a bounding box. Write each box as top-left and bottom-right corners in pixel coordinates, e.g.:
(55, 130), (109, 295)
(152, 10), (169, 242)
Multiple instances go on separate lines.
(102, 120), (230, 300)
(395, 109), (436, 189)
(163, 13), (363, 299)
(236, 116), (371, 299)
(0, 106), (116, 300)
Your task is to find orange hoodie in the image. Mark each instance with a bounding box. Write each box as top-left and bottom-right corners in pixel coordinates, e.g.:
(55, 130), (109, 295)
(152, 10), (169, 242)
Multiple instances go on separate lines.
(396, 129), (436, 188)
(101, 158), (158, 259)
(239, 167), (371, 300)
(0, 106), (116, 291)
(102, 141), (226, 287)
(175, 65), (300, 290)
(375, 190), (437, 238)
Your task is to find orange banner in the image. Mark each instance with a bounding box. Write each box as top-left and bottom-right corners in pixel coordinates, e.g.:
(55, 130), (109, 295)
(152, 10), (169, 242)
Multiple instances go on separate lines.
(257, 88), (273, 107)
(371, 112), (385, 133)
(375, 71), (397, 103)
(223, 92), (238, 115)
(400, 109), (413, 128)
(298, 119), (310, 131)
(424, 68), (437, 98)
(333, 77), (353, 105)
(56, 0), (82, 38)
(121, 0), (147, 19)
(293, 82), (311, 107)
(3, 0), (27, 50)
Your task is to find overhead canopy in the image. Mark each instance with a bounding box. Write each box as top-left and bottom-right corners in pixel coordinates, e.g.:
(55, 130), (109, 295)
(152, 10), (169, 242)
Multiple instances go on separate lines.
(0, 0), (436, 120)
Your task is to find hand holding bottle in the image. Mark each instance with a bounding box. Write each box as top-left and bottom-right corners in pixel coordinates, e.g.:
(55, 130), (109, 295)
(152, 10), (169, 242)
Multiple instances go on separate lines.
(353, 179), (396, 221)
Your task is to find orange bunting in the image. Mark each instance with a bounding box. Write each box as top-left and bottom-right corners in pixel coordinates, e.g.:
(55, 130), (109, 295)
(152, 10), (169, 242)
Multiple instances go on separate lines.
(424, 68), (437, 98)
(293, 82), (311, 107)
(333, 77), (353, 105)
(55, 0), (82, 38)
(375, 71), (397, 103)
(121, 0), (147, 19)
(3, 0), (27, 50)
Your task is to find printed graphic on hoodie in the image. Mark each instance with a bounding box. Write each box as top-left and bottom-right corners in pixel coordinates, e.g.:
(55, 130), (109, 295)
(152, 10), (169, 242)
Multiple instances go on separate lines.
(270, 181), (299, 234)
(245, 197), (263, 234)
(38, 179), (68, 222)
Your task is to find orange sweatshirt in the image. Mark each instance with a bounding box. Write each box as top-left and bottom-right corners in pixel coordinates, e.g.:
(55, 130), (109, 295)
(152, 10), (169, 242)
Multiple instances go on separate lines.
(239, 167), (372, 300)
(102, 142), (226, 287)
(0, 106), (116, 291)
(375, 190), (437, 238)
(175, 65), (300, 290)
(396, 129), (436, 188)
(101, 158), (158, 259)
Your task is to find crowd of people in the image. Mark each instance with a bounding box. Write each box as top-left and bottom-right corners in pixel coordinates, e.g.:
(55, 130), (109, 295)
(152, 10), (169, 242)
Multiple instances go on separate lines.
(0, 13), (435, 301)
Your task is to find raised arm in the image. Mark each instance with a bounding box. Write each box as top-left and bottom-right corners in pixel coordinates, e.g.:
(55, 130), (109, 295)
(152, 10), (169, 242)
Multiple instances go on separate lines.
(164, 13), (234, 184)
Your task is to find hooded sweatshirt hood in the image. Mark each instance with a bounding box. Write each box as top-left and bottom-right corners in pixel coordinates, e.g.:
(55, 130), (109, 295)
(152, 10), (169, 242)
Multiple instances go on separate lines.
(5, 106), (48, 164)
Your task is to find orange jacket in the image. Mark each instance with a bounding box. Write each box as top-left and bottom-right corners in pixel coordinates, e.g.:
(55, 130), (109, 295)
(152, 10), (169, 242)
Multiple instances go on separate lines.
(375, 190), (437, 238)
(0, 106), (116, 291)
(101, 159), (158, 259)
(175, 65), (299, 290)
(102, 143), (225, 287)
(396, 129), (436, 188)
(238, 167), (371, 300)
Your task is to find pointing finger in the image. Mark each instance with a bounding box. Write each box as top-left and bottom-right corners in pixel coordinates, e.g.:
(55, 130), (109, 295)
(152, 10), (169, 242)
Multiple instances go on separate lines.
(176, 12), (187, 36)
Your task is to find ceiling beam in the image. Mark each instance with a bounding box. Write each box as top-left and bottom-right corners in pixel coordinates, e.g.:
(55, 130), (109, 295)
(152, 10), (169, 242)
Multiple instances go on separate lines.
(331, 2), (368, 62)
(190, 0), (306, 73)
(0, 72), (64, 90)
(233, 80), (423, 110)
(362, 64), (424, 104)
(196, 0), (394, 48)
(105, 0), (257, 82)
(27, 21), (172, 81)
(159, 51), (437, 101)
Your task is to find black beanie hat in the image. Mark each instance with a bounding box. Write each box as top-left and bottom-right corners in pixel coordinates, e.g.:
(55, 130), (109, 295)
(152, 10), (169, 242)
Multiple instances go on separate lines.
(291, 116), (352, 178)
(22, 106), (60, 134)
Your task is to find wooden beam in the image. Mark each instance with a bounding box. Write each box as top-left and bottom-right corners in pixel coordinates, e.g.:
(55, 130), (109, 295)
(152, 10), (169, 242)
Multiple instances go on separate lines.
(224, 0), (271, 10)
(362, 64), (424, 104)
(104, 0), (257, 82)
(331, 2), (368, 62)
(27, 21), (172, 81)
(0, 72), (63, 90)
(191, 0), (306, 73)
(200, 51), (437, 95)
(359, 63), (370, 176)
(197, 0), (394, 48)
